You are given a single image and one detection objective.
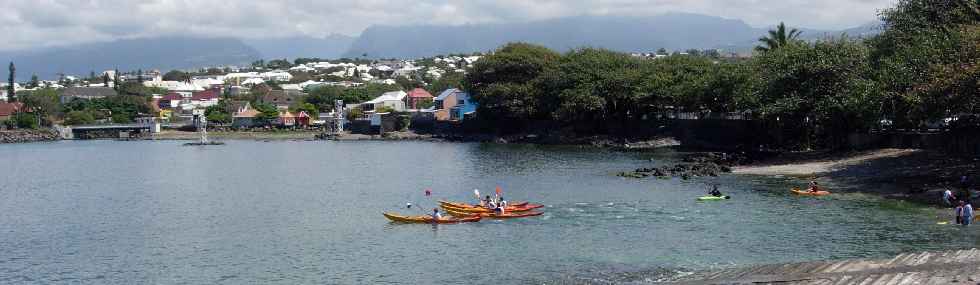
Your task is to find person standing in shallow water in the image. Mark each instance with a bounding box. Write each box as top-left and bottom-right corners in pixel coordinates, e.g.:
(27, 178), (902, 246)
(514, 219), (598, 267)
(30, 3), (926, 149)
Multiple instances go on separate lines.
(943, 188), (957, 207)
(955, 202), (965, 225)
(961, 201), (974, 226)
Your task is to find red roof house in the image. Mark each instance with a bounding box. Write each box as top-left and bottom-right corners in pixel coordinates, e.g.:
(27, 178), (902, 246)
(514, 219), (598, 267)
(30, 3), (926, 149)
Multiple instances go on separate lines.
(405, 88), (434, 109)
(295, 111), (311, 126)
(0, 102), (24, 121)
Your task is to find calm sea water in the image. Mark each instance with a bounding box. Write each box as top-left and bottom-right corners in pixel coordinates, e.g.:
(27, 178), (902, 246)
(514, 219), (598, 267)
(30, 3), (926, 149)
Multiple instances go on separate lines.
(0, 140), (975, 284)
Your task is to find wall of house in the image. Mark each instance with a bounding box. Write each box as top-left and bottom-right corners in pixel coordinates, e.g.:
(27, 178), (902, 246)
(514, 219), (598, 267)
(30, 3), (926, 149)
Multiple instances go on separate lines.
(435, 93), (458, 121)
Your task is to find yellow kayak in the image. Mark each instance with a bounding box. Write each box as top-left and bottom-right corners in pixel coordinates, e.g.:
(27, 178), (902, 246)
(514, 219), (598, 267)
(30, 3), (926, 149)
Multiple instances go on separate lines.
(791, 188), (831, 196)
(382, 212), (481, 224)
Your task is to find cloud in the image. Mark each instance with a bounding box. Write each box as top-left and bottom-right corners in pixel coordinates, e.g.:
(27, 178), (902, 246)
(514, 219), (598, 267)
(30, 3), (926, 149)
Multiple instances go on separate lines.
(0, 0), (895, 51)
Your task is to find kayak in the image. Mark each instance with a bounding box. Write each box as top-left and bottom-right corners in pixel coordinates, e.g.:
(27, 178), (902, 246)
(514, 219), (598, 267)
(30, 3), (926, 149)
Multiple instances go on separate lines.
(444, 208), (544, 219)
(439, 200), (528, 208)
(438, 200), (543, 212)
(697, 196), (731, 201)
(383, 212), (481, 224)
(439, 200), (542, 209)
(791, 188), (831, 196)
(440, 203), (540, 214)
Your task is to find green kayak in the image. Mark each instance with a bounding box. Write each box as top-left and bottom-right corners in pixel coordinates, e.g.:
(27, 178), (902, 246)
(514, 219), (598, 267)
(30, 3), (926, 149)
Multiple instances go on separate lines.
(697, 196), (730, 201)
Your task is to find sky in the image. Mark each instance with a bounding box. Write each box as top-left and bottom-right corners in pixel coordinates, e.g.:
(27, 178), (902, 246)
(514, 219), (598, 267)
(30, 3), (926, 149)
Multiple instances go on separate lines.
(1, 0), (896, 52)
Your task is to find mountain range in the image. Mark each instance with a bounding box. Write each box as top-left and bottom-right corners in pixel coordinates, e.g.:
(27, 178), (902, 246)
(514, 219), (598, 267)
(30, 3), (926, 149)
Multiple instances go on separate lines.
(0, 13), (880, 80)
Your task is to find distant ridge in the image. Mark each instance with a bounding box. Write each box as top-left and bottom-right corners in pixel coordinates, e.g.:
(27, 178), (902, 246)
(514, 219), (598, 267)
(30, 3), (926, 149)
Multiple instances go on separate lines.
(0, 13), (881, 80)
(342, 13), (880, 59)
(0, 37), (261, 80)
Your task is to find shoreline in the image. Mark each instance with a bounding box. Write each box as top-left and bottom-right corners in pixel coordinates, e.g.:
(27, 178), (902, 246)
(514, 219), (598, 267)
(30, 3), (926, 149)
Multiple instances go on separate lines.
(732, 148), (979, 207)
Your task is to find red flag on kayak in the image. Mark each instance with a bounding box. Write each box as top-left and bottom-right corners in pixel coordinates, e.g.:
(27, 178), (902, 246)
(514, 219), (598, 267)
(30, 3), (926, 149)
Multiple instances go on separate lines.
(495, 186), (502, 196)
(424, 189), (431, 196)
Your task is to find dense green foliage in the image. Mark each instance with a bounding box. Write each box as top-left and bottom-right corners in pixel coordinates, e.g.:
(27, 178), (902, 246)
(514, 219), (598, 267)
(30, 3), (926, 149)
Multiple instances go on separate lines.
(462, 0), (980, 149)
(162, 70), (191, 81)
(19, 88), (62, 126)
(62, 95), (152, 124)
(205, 101), (232, 124)
(305, 83), (402, 111)
(64, 110), (96, 125)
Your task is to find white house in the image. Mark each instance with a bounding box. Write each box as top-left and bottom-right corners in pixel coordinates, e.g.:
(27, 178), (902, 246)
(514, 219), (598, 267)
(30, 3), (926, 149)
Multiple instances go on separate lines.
(361, 90), (407, 112)
(261, 71), (293, 82)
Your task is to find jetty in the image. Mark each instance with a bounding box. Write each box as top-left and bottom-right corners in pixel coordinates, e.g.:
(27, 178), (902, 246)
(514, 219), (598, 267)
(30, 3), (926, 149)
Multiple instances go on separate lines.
(657, 249), (980, 284)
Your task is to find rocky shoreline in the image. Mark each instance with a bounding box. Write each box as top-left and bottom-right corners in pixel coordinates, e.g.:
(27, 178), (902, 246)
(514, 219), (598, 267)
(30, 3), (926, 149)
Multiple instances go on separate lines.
(618, 151), (770, 180)
(0, 129), (61, 144)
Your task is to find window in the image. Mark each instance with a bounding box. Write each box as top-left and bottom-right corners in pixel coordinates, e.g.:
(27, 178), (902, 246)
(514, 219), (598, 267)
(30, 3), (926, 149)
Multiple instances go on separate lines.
(457, 100), (464, 105)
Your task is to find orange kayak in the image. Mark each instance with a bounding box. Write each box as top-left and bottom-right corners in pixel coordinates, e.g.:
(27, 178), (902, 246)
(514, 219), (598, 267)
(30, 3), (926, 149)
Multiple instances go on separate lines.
(383, 212), (481, 224)
(791, 188), (831, 196)
(444, 208), (544, 219)
(438, 200), (543, 212)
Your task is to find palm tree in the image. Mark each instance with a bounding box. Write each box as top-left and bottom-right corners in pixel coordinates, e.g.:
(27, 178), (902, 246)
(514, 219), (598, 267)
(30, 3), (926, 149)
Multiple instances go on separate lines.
(755, 22), (802, 52)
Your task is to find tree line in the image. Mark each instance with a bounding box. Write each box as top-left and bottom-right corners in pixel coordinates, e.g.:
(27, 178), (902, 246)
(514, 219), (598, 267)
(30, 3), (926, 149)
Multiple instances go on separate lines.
(462, 0), (980, 150)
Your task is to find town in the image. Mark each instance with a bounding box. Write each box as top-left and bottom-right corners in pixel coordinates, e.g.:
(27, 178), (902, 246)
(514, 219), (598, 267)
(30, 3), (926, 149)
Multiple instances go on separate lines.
(0, 54), (489, 139)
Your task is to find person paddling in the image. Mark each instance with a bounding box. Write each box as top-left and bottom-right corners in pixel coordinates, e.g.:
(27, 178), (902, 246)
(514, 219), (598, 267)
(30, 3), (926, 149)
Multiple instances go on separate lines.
(709, 185), (723, 197)
(487, 198), (498, 210)
(430, 208), (442, 221)
(807, 181), (821, 193)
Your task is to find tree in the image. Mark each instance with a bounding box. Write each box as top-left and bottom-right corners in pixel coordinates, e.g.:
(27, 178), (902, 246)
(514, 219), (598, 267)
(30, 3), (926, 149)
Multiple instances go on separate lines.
(291, 102), (319, 119)
(64, 110), (96, 125)
(19, 88), (61, 125)
(205, 101), (232, 124)
(103, 73), (110, 87)
(425, 71), (464, 95)
(112, 69), (120, 90)
(869, 0), (980, 126)
(267, 59), (292, 70)
(12, 112), (37, 129)
(162, 70), (191, 81)
(137, 69), (144, 84)
(464, 42), (561, 122)
(754, 38), (881, 149)
(7, 62), (15, 102)
(534, 48), (653, 133)
(755, 22), (803, 52)
(28, 74), (39, 89)
(254, 102), (280, 125)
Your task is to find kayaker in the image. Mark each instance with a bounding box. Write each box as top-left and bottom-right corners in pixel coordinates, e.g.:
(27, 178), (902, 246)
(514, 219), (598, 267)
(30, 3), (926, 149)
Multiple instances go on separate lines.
(487, 199), (498, 210)
(709, 185), (722, 197)
(807, 181), (821, 193)
(431, 208), (442, 221)
(943, 188), (957, 207)
(494, 204), (505, 215)
(955, 201), (964, 225)
(499, 196), (508, 208)
(963, 201), (974, 226)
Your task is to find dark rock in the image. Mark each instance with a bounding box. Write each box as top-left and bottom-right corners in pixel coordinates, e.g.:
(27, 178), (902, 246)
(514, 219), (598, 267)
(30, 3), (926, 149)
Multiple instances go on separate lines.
(0, 129), (60, 144)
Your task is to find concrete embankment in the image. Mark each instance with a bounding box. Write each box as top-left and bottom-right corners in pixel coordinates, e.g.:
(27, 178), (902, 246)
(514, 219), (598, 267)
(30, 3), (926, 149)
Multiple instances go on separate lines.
(0, 129), (61, 143)
(655, 249), (980, 284)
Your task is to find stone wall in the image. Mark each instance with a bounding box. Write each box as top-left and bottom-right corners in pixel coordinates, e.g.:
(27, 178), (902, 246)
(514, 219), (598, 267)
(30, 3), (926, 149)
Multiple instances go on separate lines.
(0, 129), (61, 143)
(849, 132), (980, 155)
